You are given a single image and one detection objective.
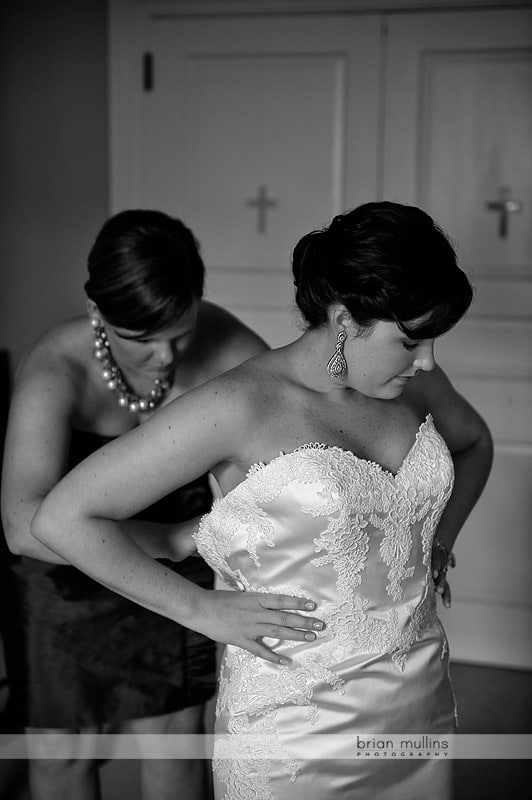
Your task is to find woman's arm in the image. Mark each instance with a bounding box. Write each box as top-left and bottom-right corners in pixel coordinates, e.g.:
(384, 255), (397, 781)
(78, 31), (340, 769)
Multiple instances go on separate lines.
(1, 349), (78, 562)
(31, 368), (323, 663)
(1, 349), (195, 564)
(123, 516), (200, 561)
(198, 300), (269, 376)
(418, 366), (494, 607)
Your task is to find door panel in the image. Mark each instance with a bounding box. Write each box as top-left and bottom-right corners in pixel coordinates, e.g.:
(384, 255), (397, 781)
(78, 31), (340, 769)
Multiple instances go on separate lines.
(143, 14), (382, 345)
(419, 50), (532, 272)
(186, 53), (346, 268)
(384, 8), (532, 668)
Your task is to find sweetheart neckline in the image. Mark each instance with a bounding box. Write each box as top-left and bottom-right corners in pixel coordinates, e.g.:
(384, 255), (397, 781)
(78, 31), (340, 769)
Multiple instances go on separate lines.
(207, 414), (435, 503)
(278, 413), (432, 480)
(248, 413), (433, 481)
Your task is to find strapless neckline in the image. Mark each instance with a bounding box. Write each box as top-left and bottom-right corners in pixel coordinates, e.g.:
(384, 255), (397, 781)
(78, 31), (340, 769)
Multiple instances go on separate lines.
(246, 413), (433, 483)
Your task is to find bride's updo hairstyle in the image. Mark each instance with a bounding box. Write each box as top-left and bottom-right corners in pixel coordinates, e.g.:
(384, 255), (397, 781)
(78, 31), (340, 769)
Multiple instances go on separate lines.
(85, 209), (205, 334)
(292, 201), (473, 339)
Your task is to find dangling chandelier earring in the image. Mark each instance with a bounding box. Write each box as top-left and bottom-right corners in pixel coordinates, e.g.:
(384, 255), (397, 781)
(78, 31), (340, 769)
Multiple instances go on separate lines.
(326, 330), (348, 378)
(91, 317), (169, 413)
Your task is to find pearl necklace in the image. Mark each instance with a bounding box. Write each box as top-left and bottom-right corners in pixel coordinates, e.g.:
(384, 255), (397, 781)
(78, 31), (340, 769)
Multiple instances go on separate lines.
(91, 318), (169, 413)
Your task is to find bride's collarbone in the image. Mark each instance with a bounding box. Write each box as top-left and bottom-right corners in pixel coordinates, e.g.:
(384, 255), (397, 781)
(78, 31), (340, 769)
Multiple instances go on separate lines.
(255, 402), (424, 469)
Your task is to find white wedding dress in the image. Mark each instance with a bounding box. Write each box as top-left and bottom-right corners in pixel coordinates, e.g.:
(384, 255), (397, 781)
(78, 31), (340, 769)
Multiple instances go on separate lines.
(195, 414), (457, 800)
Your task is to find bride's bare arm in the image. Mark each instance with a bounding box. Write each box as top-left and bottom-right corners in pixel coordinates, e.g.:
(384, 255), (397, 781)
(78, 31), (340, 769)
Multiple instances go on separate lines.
(31, 367), (323, 664)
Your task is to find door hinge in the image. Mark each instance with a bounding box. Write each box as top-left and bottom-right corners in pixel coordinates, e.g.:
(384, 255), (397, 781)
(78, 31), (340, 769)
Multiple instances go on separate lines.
(143, 52), (154, 91)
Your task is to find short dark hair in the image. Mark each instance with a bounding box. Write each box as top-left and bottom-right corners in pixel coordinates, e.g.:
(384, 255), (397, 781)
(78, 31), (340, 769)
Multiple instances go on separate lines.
(85, 209), (205, 333)
(292, 201), (473, 338)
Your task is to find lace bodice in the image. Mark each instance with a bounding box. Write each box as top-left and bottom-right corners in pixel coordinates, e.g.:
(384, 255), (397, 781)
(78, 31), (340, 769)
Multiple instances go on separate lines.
(195, 414), (454, 707)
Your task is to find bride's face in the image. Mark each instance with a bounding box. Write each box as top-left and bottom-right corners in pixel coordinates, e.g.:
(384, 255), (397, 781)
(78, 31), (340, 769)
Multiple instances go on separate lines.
(343, 320), (437, 400)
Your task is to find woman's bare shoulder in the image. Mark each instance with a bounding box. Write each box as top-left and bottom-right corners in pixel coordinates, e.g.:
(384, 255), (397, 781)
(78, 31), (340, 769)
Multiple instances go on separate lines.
(196, 349), (274, 402)
(13, 316), (90, 394)
(196, 300), (269, 367)
(170, 350), (278, 437)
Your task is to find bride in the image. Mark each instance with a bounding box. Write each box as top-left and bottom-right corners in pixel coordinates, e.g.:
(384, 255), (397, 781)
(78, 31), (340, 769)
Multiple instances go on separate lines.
(32, 201), (493, 799)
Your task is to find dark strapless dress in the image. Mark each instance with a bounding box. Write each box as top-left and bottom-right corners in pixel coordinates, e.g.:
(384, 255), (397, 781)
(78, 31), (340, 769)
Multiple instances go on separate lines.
(1, 430), (216, 729)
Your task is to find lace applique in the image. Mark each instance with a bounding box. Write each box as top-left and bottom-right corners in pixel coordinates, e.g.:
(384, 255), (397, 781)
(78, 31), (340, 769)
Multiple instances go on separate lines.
(195, 492), (276, 576)
(375, 420), (454, 601)
(214, 713), (301, 800)
(196, 415), (455, 796)
(195, 453), (335, 580)
(313, 584), (439, 671)
(216, 645), (343, 722)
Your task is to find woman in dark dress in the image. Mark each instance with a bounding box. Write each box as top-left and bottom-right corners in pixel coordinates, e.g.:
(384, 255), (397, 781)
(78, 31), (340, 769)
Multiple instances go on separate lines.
(1, 210), (321, 800)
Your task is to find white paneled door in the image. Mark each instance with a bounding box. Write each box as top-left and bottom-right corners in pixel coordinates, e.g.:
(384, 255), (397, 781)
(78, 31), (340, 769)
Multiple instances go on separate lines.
(384, 8), (532, 668)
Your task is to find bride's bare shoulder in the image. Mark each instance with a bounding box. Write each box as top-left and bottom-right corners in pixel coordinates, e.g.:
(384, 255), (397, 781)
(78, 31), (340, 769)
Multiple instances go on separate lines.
(210, 349), (280, 398)
(177, 349), (284, 427)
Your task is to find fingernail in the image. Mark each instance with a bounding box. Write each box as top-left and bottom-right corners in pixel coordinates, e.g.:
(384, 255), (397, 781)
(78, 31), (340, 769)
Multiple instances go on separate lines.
(279, 658), (290, 666)
(305, 633), (315, 641)
(313, 621), (324, 630)
(433, 570), (439, 579)
(305, 602), (316, 610)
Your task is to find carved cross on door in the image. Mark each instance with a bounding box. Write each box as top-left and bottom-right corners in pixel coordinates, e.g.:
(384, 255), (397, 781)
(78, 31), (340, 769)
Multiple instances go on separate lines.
(246, 186), (279, 234)
(486, 187), (523, 238)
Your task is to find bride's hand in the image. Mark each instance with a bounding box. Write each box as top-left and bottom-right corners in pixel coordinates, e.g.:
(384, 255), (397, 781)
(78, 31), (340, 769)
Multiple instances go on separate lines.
(432, 537), (456, 609)
(197, 589), (324, 665)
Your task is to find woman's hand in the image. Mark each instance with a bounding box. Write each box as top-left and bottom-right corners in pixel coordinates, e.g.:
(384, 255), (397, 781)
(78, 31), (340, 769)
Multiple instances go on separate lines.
(120, 517), (201, 562)
(196, 589), (324, 665)
(167, 518), (199, 561)
(432, 537), (456, 609)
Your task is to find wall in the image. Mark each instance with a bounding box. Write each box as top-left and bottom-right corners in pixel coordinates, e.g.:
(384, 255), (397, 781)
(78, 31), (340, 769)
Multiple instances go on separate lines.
(0, 0), (109, 374)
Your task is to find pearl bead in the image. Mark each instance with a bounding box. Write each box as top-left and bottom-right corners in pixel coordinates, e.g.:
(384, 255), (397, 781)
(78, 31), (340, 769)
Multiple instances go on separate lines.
(92, 320), (169, 414)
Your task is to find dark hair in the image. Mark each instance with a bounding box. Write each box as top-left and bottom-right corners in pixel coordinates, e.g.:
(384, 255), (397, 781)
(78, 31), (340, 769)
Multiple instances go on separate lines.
(292, 201), (473, 338)
(85, 209), (205, 333)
